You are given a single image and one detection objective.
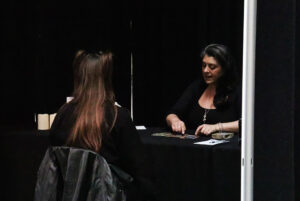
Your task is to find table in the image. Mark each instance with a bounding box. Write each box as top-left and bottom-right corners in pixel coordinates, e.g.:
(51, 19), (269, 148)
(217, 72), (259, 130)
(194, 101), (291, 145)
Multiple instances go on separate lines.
(0, 128), (240, 201)
(0, 130), (50, 201)
(139, 127), (241, 201)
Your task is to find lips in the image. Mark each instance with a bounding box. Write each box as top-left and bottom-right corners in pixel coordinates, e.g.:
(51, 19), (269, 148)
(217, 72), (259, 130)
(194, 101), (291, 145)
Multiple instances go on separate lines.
(204, 75), (212, 80)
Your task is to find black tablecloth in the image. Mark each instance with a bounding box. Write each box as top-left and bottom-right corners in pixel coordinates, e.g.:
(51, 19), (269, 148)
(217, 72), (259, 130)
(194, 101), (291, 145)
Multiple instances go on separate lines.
(139, 127), (241, 201)
(0, 130), (50, 201)
(0, 128), (240, 201)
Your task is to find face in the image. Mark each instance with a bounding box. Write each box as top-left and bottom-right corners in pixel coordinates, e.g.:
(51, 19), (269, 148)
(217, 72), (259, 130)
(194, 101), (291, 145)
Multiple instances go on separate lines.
(202, 54), (223, 85)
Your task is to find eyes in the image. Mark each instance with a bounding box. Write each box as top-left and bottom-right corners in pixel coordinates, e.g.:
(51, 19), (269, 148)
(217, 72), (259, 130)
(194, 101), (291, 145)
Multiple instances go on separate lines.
(202, 62), (218, 70)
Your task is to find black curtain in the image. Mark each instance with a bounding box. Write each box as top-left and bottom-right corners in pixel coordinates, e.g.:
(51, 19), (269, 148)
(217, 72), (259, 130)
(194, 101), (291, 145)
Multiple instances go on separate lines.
(0, 0), (131, 130)
(0, 0), (298, 201)
(295, 1), (300, 200)
(0, 1), (38, 129)
(132, 0), (243, 126)
(34, 0), (132, 111)
(255, 0), (295, 200)
(0, 0), (243, 129)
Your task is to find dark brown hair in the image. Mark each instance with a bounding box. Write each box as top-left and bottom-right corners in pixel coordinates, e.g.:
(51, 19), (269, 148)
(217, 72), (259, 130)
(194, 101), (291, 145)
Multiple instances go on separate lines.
(200, 44), (239, 109)
(67, 50), (117, 152)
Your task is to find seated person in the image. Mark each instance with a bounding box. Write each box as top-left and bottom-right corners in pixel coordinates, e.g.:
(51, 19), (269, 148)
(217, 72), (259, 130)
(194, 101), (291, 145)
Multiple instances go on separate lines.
(166, 44), (241, 135)
(50, 50), (156, 201)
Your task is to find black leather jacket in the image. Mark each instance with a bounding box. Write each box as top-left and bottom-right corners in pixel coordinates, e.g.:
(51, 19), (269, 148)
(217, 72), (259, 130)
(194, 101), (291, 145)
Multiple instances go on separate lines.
(34, 146), (133, 201)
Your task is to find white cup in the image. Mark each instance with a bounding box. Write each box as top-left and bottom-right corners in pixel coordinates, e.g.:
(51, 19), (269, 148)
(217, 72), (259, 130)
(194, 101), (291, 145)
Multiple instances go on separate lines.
(37, 114), (50, 130)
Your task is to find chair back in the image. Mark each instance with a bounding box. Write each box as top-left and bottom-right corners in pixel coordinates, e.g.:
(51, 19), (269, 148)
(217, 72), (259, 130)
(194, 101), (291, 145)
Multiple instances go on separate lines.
(34, 146), (126, 201)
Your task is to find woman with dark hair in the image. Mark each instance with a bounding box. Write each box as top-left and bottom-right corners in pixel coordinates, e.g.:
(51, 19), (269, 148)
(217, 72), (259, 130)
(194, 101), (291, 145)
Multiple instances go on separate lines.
(50, 50), (155, 201)
(166, 44), (241, 135)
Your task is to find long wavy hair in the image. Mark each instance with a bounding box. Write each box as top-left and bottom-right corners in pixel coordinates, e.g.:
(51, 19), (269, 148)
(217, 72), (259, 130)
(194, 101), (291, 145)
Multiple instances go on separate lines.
(66, 50), (117, 152)
(200, 44), (239, 109)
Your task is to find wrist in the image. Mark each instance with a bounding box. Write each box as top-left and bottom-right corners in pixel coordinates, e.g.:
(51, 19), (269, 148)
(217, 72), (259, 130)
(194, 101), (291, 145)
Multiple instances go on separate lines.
(214, 124), (219, 133)
(217, 122), (223, 133)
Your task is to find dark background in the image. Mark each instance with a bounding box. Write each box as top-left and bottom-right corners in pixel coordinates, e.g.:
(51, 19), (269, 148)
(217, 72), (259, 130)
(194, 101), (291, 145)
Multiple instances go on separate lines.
(0, 0), (243, 128)
(295, 1), (300, 201)
(255, 0), (296, 200)
(0, 0), (298, 201)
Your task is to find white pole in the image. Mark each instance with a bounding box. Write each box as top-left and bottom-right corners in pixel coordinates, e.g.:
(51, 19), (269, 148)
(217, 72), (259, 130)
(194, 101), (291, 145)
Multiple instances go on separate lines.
(241, 0), (256, 201)
(130, 52), (133, 119)
(130, 20), (134, 120)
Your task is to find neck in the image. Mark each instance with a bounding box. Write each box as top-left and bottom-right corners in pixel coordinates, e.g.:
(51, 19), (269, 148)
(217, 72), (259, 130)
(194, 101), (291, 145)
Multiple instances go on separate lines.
(206, 84), (216, 94)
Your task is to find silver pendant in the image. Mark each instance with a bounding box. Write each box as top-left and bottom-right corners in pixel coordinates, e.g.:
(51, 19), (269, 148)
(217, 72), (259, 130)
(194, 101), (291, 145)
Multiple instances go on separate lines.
(203, 109), (209, 123)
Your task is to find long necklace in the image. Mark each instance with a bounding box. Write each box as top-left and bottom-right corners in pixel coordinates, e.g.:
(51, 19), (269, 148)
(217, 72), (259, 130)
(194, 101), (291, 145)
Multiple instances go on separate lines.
(203, 109), (210, 123)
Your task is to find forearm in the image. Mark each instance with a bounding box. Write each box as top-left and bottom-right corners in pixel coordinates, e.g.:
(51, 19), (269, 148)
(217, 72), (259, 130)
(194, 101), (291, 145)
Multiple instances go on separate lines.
(217, 120), (239, 133)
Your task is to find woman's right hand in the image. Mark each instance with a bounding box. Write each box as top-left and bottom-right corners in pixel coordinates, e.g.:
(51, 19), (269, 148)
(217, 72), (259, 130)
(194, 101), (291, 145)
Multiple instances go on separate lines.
(166, 114), (186, 134)
(170, 119), (186, 134)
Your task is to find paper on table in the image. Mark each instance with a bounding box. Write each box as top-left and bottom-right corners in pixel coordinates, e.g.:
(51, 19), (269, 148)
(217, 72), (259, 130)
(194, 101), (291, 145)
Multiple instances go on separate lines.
(194, 139), (229, 146)
(136, 125), (146, 130)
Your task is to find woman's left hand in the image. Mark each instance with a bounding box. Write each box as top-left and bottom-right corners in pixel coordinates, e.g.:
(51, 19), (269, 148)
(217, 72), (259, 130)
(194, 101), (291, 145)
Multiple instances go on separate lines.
(195, 124), (218, 135)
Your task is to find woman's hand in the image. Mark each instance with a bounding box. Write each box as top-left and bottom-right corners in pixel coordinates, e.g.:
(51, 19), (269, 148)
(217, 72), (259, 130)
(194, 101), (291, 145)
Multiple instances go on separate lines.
(195, 124), (218, 135)
(170, 119), (186, 134)
(166, 114), (186, 134)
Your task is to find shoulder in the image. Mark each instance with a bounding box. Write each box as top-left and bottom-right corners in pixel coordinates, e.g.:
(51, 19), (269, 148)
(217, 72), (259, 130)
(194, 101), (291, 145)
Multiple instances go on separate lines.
(55, 102), (75, 120)
(184, 79), (206, 93)
(189, 79), (204, 88)
(50, 102), (77, 130)
(58, 102), (75, 114)
(112, 106), (137, 136)
(116, 106), (131, 118)
(115, 106), (133, 126)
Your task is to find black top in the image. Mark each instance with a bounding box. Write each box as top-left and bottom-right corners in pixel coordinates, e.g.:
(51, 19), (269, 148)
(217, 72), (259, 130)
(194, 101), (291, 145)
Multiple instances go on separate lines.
(49, 103), (155, 201)
(168, 80), (241, 129)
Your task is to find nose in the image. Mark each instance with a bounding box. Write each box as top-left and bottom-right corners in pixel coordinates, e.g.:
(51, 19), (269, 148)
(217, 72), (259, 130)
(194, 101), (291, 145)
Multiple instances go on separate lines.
(203, 66), (210, 73)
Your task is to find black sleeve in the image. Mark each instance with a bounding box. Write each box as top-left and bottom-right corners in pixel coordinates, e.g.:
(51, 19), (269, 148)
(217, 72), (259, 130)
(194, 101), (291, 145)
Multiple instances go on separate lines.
(167, 80), (202, 119)
(115, 108), (157, 200)
(234, 84), (242, 118)
(49, 104), (71, 146)
(231, 84), (242, 135)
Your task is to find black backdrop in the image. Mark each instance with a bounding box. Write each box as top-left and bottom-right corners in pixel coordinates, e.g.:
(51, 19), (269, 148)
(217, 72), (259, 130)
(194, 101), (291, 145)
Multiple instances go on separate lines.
(0, 0), (132, 128)
(0, 0), (243, 128)
(0, 0), (298, 201)
(255, 0), (295, 200)
(131, 0), (243, 125)
(295, 1), (300, 200)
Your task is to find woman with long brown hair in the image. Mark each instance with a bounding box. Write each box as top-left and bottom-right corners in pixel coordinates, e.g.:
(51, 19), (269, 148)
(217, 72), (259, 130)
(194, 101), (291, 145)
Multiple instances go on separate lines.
(50, 50), (155, 201)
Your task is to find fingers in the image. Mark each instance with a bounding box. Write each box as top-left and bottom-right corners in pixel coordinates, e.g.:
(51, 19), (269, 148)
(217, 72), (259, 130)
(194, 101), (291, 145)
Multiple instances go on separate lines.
(202, 127), (210, 135)
(181, 124), (186, 134)
(171, 124), (178, 132)
(195, 125), (204, 135)
(171, 120), (186, 134)
(195, 124), (214, 135)
(173, 122), (218, 135)
(171, 123), (179, 132)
